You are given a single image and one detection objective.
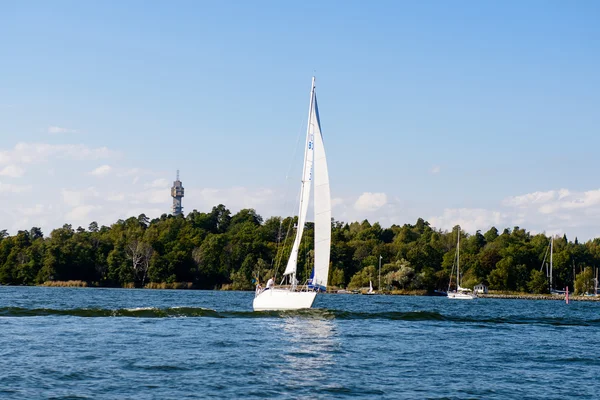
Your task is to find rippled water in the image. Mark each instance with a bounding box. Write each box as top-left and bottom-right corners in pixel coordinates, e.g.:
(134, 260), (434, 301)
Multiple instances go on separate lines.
(1, 287), (598, 399)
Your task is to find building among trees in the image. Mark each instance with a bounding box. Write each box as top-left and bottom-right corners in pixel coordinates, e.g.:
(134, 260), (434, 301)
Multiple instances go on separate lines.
(474, 283), (488, 294)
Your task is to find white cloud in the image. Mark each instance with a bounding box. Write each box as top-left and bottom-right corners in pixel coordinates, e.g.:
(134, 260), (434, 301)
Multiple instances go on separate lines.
(504, 188), (600, 214)
(48, 126), (78, 134)
(145, 178), (169, 188)
(0, 164), (25, 178)
(133, 189), (169, 204)
(503, 190), (558, 207)
(61, 187), (99, 207)
(331, 197), (344, 208)
(429, 208), (506, 234)
(7, 141), (600, 243)
(354, 192), (387, 212)
(90, 165), (112, 177)
(115, 168), (160, 186)
(427, 187), (600, 239)
(65, 205), (98, 222)
(186, 187), (280, 212)
(20, 204), (48, 217)
(0, 182), (32, 194)
(107, 193), (125, 202)
(0, 142), (116, 166)
(499, 188), (600, 234)
(117, 167), (155, 178)
(12, 185), (284, 234)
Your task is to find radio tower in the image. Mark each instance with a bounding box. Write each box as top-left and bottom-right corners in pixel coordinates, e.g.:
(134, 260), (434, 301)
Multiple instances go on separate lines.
(171, 170), (184, 216)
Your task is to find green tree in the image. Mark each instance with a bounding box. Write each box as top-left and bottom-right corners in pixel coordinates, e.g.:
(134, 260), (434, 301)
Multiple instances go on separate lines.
(348, 265), (376, 289)
(574, 267), (595, 295)
(527, 269), (549, 294)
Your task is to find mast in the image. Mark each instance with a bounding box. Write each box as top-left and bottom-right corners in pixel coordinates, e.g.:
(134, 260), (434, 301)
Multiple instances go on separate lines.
(283, 77), (317, 285)
(550, 237), (553, 290)
(378, 255), (382, 291)
(457, 227), (460, 288)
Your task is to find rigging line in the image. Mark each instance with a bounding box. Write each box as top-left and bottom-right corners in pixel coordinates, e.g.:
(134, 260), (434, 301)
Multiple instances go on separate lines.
(280, 117), (308, 207)
(277, 183), (302, 267)
(448, 244), (458, 292)
(315, 210), (331, 216)
(279, 141), (307, 277)
(277, 84), (316, 282)
(540, 240), (550, 272)
(448, 262), (455, 292)
(273, 113), (307, 281)
(274, 189), (301, 282)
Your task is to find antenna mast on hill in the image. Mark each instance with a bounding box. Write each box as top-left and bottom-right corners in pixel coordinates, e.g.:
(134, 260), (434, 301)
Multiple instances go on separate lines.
(171, 170), (184, 216)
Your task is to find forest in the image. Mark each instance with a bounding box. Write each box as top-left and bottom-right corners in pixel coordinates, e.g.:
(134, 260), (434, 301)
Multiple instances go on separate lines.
(1, 204), (599, 294)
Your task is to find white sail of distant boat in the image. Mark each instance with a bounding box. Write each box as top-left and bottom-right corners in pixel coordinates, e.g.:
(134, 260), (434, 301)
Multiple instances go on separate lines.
(253, 77), (331, 311)
(447, 227), (476, 300)
(364, 280), (375, 295)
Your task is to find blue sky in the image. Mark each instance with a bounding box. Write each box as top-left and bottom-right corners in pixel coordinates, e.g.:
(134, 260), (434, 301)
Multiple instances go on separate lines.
(1, 1), (599, 239)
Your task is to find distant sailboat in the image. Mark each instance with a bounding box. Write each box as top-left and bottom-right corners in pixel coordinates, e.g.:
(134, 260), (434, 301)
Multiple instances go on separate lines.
(447, 227), (476, 300)
(540, 236), (565, 295)
(253, 77), (331, 311)
(364, 280), (376, 295)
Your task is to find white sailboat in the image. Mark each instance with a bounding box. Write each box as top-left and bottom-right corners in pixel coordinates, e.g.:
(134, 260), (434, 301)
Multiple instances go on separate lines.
(364, 280), (376, 295)
(253, 77), (331, 311)
(541, 237), (565, 295)
(447, 227), (476, 300)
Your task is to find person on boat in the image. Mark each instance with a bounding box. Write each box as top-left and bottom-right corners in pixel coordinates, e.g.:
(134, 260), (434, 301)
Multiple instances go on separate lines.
(265, 276), (274, 290)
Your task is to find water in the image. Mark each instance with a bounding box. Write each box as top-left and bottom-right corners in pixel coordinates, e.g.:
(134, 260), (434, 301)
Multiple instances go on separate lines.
(0, 287), (598, 399)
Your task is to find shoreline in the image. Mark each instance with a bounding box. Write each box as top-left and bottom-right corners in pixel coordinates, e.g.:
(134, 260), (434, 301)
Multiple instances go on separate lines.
(335, 288), (600, 302)
(5, 284), (600, 301)
(478, 293), (600, 302)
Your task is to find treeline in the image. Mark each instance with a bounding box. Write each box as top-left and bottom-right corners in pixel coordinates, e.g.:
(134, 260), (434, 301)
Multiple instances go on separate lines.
(1, 204), (599, 294)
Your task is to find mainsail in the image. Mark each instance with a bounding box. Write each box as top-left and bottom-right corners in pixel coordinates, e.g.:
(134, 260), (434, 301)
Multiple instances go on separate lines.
(283, 78), (331, 292)
(311, 95), (331, 291)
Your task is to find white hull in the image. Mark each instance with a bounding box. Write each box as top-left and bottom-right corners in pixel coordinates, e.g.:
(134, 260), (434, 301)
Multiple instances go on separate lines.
(253, 289), (317, 311)
(447, 292), (477, 300)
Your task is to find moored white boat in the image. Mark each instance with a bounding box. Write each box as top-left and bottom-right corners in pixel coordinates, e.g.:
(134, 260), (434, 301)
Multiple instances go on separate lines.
(447, 287), (476, 300)
(447, 227), (477, 300)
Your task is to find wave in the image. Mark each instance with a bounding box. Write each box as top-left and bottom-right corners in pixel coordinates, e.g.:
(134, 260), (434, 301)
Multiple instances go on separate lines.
(0, 306), (598, 326)
(0, 306), (219, 318)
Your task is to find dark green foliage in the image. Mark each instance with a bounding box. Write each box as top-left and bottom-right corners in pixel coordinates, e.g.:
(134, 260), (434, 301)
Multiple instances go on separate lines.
(528, 269), (549, 294)
(574, 267), (595, 295)
(0, 207), (597, 292)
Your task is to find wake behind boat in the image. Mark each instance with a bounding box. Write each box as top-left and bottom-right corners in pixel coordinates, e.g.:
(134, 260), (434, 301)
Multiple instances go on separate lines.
(253, 77), (331, 311)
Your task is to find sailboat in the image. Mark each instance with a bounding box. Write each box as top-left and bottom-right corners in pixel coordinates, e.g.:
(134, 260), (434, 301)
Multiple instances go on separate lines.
(364, 280), (376, 295)
(253, 77), (331, 311)
(541, 237), (565, 295)
(447, 227), (476, 300)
